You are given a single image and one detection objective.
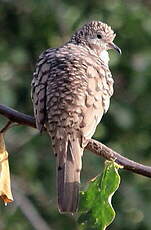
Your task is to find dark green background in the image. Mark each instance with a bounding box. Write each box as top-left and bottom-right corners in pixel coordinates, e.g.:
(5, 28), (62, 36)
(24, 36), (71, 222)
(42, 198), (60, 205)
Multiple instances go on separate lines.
(1, 0), (151, 229)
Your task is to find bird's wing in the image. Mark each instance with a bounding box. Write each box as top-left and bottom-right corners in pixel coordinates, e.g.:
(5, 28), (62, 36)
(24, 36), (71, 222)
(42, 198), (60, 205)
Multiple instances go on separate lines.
(31, 48), (56, 132)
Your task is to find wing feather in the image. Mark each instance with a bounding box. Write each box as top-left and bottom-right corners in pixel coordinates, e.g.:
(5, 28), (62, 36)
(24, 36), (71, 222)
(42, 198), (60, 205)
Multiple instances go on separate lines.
(31, 48), (56, 132)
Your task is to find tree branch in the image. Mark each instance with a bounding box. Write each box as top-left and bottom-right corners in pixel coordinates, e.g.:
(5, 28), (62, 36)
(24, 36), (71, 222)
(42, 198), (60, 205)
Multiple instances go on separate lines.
(87, 139), (151, 178)
(0, 104), (151, 178)
(0, 104), (35, 128)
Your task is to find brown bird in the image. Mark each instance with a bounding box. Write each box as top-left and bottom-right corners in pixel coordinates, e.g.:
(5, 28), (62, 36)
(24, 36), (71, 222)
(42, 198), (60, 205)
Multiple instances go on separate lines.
(31, 21), (121, 213)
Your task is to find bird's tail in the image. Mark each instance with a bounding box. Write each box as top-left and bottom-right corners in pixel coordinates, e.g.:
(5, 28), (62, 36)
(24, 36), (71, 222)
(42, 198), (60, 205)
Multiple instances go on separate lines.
(56, 137), (83, 213)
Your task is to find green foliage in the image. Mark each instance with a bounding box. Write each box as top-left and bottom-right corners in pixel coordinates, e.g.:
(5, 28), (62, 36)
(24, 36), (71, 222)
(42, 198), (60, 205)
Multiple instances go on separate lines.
(79, 161), (121, 230)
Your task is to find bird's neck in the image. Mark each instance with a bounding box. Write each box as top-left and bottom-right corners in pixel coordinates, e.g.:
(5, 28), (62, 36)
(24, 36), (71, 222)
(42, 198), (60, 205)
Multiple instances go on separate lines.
(99, 50), (109, 66)
(85, 43), (110, 66)
(85, 44), (110, 66)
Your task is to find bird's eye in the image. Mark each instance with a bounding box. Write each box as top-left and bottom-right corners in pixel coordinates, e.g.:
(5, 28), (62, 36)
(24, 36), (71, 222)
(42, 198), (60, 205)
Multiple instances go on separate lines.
(97, 34), (102, 39)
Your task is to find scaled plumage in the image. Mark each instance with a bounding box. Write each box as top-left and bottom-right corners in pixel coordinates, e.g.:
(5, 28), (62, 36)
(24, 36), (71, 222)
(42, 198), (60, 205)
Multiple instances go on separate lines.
(31, 20), (120, 213)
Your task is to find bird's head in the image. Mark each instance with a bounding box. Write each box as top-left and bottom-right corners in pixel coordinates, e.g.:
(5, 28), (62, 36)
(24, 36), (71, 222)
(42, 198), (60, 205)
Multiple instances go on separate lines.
(70, 21), (121, 56)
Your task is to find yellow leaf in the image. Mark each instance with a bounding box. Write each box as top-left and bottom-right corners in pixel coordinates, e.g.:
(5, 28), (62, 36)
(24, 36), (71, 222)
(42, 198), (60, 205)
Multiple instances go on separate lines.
(0, 133), (13, 204)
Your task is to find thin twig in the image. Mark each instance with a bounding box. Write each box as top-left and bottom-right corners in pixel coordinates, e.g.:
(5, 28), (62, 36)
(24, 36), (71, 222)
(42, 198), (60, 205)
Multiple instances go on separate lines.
(0, 120), (13, 133)
(0, 104), (151, 178)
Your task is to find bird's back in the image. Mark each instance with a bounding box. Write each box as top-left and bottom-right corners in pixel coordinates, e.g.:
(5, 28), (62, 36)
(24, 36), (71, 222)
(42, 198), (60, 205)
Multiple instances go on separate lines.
(32, 44), (113, 139)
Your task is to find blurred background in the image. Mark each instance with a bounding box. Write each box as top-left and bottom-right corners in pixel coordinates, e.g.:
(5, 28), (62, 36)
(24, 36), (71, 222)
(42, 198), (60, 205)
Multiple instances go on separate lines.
(0, 0), (151, 229)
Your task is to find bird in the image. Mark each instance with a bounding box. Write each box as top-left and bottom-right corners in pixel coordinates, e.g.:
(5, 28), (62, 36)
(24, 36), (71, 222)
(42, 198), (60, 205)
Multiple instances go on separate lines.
(31, 20), (121, 213)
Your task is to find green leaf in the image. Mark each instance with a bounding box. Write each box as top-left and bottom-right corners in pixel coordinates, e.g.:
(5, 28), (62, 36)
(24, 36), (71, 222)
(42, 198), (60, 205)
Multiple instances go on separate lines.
(78, 160), (122, 230)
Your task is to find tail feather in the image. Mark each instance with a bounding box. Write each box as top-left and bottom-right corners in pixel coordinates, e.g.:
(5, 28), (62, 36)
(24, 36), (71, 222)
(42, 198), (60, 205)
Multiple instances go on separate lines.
(57, 138), (83, 213)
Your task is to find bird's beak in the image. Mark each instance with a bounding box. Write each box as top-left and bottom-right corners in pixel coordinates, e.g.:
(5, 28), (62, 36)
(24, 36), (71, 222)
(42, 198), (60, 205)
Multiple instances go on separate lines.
(108, 42), (122, 55)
